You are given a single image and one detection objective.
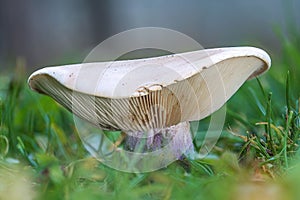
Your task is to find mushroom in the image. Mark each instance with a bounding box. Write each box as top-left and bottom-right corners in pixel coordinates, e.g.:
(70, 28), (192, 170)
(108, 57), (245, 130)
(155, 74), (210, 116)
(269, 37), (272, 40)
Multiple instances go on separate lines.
(28, 47), (271, 160)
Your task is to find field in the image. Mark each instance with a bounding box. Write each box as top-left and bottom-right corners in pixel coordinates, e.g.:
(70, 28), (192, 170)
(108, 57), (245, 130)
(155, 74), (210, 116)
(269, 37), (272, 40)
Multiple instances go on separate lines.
(1, 29), (300, 200)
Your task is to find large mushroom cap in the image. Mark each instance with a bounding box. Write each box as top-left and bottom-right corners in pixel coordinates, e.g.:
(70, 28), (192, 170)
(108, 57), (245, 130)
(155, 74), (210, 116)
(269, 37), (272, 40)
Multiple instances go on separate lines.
(28, 47), (271, 131)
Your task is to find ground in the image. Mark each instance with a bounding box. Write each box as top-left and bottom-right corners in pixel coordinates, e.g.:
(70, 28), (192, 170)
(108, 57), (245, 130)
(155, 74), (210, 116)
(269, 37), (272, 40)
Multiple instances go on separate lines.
(0, 34), (299, 200)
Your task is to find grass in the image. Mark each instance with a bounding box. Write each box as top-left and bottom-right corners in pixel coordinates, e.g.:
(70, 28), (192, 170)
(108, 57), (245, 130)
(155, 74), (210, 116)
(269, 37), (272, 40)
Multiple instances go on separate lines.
(1, 30), (300, 200)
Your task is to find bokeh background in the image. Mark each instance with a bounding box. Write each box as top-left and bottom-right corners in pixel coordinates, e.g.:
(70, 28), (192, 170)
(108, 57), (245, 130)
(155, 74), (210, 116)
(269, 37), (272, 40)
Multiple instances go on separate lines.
(1, 0), (299, 74)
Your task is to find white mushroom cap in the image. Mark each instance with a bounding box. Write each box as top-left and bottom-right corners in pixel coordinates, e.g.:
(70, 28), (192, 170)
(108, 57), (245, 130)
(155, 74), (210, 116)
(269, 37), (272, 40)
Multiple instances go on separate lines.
(28, 47), (271, 131)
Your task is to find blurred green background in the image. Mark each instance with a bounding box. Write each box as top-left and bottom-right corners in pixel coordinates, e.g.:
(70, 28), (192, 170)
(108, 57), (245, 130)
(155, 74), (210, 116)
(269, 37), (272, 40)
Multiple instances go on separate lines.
(0, 0), (299, 73)
(1, 1), (300, 200)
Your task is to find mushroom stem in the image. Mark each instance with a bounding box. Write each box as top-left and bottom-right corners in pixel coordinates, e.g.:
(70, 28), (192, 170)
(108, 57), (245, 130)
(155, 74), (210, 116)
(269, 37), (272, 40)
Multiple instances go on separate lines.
(123, 122), (194, 159)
